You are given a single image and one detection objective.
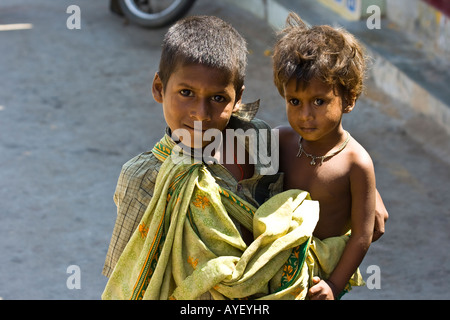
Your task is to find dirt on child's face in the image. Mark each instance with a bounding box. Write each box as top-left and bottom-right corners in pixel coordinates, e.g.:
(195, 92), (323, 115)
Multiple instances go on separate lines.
(153, 63), (242, 149)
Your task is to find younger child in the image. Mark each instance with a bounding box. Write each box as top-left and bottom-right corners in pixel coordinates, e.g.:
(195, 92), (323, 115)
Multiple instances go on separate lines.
(273, 13), (377, 299)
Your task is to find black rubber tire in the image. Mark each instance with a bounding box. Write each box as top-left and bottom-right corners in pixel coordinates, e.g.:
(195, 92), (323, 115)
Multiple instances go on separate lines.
(117, 0), (196, 28)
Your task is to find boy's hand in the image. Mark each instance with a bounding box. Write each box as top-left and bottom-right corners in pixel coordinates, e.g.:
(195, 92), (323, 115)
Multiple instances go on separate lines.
(308, 277), (336, 300)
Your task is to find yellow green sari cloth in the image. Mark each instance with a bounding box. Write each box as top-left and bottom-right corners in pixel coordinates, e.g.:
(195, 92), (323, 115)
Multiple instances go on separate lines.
(102, 135), (364, 300)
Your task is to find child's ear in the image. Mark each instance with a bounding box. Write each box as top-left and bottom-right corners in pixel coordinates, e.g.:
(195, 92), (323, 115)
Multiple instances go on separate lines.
(152, 72), (164, 103)
(343, 96), (356, 113)
(344, 104), (355, 113)
(232, 85), (245, 112)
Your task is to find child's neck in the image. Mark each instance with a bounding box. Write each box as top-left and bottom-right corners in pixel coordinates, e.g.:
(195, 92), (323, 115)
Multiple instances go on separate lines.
(301, 128), (348, 156)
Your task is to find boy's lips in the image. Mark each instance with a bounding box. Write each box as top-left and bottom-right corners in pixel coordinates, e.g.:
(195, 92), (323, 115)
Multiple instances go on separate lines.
(185, 124), (208, 132)
(300, 127), (317, 133)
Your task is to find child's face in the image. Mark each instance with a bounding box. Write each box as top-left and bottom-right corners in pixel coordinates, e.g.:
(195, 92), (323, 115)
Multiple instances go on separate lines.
(152, 63), (243, 149)
(283, 77), (354, 142)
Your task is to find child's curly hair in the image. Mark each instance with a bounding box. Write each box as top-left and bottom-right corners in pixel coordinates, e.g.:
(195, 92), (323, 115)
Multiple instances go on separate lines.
(273, 13), (368, 104)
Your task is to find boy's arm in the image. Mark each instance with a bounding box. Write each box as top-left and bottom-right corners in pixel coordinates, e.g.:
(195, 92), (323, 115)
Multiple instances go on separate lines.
(103, 154), (160, 277)
(309, 154), (376, 300)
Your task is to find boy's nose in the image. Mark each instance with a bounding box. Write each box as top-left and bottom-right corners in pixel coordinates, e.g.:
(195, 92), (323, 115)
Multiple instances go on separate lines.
(190, 100), (211, 122)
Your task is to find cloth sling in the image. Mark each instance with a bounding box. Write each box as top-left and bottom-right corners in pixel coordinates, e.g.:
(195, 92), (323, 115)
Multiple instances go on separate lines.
(102, 135), (364, 300)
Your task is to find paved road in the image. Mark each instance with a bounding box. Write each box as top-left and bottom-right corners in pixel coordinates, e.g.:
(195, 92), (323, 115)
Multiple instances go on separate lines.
(1, 0), (449, 300)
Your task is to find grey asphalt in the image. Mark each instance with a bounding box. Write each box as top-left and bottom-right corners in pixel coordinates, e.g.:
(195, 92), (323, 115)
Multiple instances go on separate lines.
(1, 0), (449, 300)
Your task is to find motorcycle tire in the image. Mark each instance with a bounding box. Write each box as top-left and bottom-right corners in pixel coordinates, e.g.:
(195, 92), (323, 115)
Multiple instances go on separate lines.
(117, 0), (196, 28)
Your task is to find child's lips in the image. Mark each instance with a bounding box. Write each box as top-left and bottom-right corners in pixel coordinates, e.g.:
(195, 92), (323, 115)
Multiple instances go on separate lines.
(300, 127), (317, 133)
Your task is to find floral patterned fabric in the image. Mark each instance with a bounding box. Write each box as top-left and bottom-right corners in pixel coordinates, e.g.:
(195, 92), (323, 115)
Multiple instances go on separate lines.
(102, 137), (364, 300)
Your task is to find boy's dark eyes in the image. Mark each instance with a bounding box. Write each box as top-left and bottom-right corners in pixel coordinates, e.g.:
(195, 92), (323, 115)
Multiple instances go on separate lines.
(179, 90), (226, 103)
(211, 95), (226, 103)
(180, 89), (193, 97)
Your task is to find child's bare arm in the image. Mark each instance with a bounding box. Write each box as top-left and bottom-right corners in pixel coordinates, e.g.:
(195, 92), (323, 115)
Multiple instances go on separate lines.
(309, 153), (376, 299)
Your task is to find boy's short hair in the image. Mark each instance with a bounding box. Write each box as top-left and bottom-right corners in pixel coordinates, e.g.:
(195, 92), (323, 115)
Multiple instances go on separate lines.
(158, 15), (248, 94)
(273, 13), (367, 103)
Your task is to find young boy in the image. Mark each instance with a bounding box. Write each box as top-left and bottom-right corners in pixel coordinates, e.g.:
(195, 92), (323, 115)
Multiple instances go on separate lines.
(273, 13), (377, 299)
(102, 15), (284, 299)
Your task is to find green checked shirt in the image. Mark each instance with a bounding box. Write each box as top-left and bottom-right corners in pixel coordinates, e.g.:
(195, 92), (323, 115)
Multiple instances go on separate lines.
(102, 103), (283, 277)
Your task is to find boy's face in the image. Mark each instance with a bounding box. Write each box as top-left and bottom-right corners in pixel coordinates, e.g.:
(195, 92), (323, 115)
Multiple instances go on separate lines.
(283, 77), (354, 142)
(152, 63), (243, 148)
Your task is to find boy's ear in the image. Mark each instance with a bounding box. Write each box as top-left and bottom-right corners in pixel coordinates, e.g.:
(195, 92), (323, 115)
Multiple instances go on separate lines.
(152, 72), (164, 103)
(232, 85), (245, 112)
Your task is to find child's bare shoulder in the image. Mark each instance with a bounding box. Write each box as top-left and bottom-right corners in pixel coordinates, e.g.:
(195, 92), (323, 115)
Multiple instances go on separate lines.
(346, 135), (375, 175)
